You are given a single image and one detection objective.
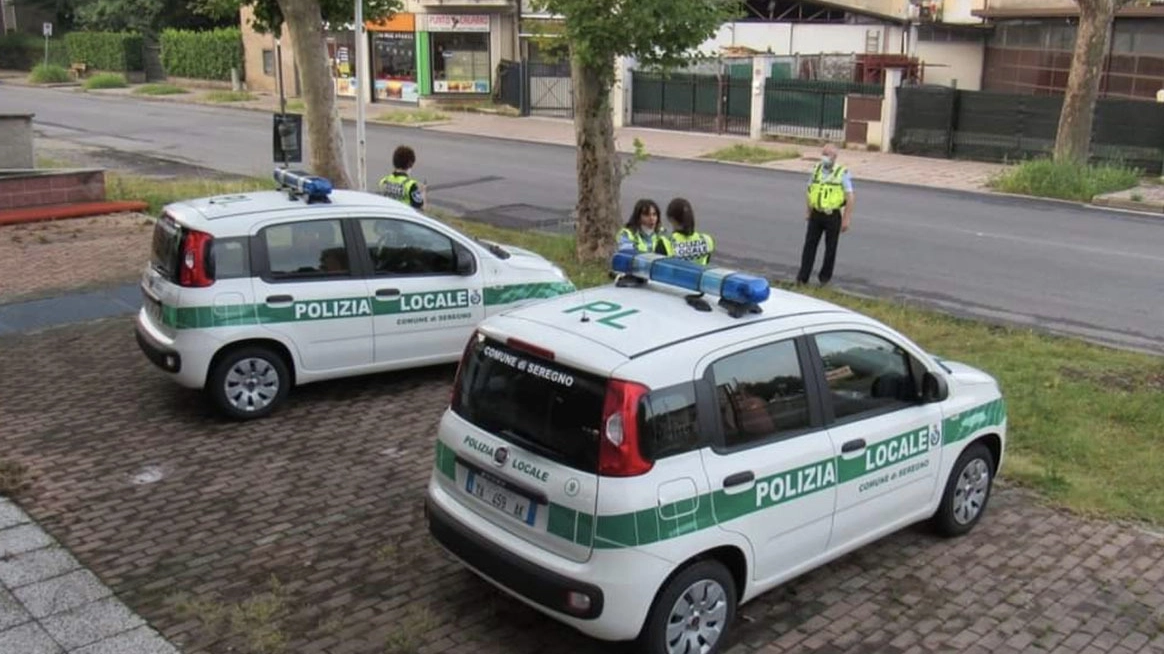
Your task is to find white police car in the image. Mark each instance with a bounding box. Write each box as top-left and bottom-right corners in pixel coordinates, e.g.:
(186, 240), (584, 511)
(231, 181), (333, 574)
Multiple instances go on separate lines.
(426, 252), (1006, 654)
(134, 169), (575, 420)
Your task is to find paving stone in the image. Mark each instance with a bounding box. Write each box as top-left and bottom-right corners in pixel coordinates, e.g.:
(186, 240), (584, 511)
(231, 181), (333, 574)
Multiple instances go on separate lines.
(0, 500), (30, 530)
(2, 319), (1164, 654)
(0, 621), (63, 654)
(0, 524), (55, 558)
(14, 569), (112, 619)
(0, 586), (31, 632)
(0, 547), (81, 590)
(71, 625), (180, 654)
(40, 597), (145, 650)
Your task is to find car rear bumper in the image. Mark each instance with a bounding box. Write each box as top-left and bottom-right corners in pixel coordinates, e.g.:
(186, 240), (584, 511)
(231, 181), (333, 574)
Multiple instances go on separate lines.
(135, 318), (181, 374)
(426, 495), (605, 619)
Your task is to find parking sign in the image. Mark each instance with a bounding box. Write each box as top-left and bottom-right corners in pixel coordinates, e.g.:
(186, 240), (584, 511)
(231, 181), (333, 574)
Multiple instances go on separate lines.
(43, 22), (52, 37)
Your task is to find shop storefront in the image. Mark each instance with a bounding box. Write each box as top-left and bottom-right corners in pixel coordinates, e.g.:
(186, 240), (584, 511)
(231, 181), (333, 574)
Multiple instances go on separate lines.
(326, 31), (358, 98)
(427, 14), (492, 95)
(369, 13), (419, 103)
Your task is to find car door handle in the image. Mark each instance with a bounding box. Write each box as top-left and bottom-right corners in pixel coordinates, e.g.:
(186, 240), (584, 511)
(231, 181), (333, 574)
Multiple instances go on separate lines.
(723, 471), (755, 488)
(266, 294), (293, 303)
(376, 288), (401, 297)
(842, 439), (867, 453)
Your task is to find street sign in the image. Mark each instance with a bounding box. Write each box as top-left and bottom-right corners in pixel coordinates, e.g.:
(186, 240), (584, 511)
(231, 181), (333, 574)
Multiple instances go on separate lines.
(43, 22), (52, 37)
(273, 113), (303, 164)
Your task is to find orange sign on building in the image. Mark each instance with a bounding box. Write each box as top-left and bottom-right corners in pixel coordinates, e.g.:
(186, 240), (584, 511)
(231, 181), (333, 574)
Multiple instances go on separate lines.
(367, 12), (415, 32)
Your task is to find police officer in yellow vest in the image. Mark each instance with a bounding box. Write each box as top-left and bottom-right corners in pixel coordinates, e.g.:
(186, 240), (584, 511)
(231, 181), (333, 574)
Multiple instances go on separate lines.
(617, 199), (664, 253)
(656, 197), (715, 265)
(379, 145), (426, 210)
(797, 143), (854, 286)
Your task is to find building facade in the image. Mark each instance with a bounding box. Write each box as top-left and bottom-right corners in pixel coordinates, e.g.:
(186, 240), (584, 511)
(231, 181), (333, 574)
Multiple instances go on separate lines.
(240, 0), (519, 104)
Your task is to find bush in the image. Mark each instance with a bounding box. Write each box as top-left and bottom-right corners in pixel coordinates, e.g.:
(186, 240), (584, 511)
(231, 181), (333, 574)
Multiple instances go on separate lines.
(28, 63), (71, 84)
(0, 33), (69, 70)
(160, 28), (243, 81)
(65, 31), (144, 72)
(83, 72), (128, 89)
(989, 158), (1141, 202)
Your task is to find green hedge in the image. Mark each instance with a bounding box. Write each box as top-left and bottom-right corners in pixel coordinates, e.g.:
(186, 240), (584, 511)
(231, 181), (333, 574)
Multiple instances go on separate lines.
(64, 32), (144, 71)
(0, 33), (70, 70)
(160, 28), (242, 81)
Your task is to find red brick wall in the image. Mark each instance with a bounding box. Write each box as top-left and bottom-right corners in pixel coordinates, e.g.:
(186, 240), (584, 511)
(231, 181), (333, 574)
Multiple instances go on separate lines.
(0, 170), (106, 210)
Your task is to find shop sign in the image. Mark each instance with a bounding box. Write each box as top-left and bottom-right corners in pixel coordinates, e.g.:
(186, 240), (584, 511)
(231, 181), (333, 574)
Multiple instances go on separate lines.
(428, 14), (490, 32)
(434, 80), (490, 94)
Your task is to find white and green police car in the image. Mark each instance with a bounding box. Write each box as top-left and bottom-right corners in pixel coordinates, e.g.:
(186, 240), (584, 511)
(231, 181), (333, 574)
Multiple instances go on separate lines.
(426, 252), (1006, 654)
(134, 169), (574, 420)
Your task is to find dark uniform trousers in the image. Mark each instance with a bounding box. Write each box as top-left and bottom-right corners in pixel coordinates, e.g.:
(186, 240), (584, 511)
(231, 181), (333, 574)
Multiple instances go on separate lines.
(797, 208), (843, 284)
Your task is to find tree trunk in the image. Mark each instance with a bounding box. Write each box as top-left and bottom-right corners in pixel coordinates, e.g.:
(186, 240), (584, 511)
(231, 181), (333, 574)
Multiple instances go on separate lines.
(277, 0), (353, 188)
(1053, 0), (1113, 165)
(572, 55), (620, 262)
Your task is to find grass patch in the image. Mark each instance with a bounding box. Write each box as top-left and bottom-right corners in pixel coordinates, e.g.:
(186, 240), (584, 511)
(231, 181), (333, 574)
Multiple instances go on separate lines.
(170, 575), (289, 654)
(204, 90), (256, 103)
(134, 83), (188, 96)
(445, 100), (521, 117)
(374, 108), (450, 124)
(104, 174), (1164, 526)
(82, 73), (128, 90)
(106, 172), (270, 215)
(28, 63), (70, 84)
(702, 144), (801, 164)
(989, 158), (1141, 202)
(0, 459), (31, 496)
(283, 99), (305, 113)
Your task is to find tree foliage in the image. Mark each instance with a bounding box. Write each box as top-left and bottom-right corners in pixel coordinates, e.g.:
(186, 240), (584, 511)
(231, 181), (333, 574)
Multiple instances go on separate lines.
(193, 0), (399, 36)
(529, 0), (739, 261)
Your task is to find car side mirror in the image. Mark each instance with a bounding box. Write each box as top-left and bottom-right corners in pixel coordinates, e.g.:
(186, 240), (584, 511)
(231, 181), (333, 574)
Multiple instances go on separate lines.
(454, 244), (476, 276)
(921, 371), (949, 403)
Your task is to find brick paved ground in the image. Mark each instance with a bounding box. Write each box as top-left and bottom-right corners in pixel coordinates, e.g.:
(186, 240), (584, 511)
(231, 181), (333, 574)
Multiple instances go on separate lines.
(0, 213), (152, 303)
(2, 319), (1163, 654)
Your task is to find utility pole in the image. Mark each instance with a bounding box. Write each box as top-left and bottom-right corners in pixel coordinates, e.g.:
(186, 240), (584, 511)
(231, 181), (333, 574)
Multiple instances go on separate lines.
(354, 0), (368, 191)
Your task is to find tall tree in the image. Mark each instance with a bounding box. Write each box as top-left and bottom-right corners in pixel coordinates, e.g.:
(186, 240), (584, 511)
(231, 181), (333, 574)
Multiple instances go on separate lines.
(532, 0), (739, 261)
(74, 0), (230, 33)
(1053, 0), (1133, 164)
(195, 0), (401, 187)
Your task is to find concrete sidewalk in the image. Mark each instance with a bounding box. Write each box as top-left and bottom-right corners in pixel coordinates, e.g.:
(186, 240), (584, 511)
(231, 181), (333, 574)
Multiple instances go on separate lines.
(1, 498), (179, 654)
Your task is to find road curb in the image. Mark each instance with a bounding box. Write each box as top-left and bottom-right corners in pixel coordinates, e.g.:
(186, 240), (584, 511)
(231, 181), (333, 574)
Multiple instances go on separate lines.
(1091, 196), (1164, 215)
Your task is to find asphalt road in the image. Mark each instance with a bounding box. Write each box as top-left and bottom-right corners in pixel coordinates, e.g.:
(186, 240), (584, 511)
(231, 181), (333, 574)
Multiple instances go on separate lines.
(6, 84), (1164, 354)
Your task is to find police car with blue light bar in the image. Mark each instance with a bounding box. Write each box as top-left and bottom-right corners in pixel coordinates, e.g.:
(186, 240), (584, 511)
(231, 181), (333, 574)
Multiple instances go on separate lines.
(426, 251), (1007, 654)
(134, 169), (576, 420)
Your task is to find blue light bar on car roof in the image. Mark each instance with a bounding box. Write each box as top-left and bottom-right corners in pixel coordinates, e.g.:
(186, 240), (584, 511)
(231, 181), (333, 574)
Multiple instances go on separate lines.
(610, 252), (771, 306)
(273, 168), (333, 202)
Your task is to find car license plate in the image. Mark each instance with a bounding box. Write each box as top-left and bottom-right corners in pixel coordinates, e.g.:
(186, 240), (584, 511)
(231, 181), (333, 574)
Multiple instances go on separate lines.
(466, 471), (537, 526)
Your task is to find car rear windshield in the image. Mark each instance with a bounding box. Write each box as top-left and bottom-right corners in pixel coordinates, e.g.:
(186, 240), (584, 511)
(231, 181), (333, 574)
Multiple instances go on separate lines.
(453, 337), (606, 473)
(150, 213), (183, 281)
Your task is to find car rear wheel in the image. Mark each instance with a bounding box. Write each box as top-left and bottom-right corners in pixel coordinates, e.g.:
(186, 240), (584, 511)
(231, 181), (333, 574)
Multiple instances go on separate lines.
(641, 560), (737, 654)
(932, 442), (995, 537)
(207, 346), (290, 420)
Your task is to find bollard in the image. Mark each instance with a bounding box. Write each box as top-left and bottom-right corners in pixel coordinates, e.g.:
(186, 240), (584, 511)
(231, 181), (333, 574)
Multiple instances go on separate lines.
(231, 67), (241, 92)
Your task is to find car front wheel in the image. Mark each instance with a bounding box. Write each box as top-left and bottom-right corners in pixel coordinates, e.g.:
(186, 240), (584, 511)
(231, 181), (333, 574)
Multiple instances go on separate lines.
(641, 559), (737, 654)
(207, 346), (290, 420)
(932, 442), (995, 537)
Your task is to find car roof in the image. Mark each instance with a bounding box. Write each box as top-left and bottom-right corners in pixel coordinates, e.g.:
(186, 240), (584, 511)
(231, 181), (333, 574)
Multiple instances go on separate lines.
(164, 189), (413, 223)
(493, 280), (854, 359)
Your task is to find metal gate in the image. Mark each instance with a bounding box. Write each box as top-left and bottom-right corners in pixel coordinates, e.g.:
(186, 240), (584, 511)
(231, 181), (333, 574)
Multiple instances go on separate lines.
(630, 63), (752, 135)
(143, 41), (165, 83)
(528, 60), (573, 118)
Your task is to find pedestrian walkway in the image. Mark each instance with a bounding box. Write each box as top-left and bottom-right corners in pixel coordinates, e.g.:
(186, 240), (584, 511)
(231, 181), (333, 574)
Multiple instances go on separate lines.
(0, 284), (139, 335)
(1, 498), (179, 654)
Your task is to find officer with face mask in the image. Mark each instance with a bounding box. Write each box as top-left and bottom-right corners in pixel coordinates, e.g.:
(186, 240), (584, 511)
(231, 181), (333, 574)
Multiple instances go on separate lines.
(796, 143), (854, 286)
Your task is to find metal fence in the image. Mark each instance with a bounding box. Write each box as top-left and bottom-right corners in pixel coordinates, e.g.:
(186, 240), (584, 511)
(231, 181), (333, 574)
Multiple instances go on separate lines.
(528, 60), (573, 118)
(894, 86), (1164, 174)
(630, 69), (752, 136)
(762, 79), (882, 140)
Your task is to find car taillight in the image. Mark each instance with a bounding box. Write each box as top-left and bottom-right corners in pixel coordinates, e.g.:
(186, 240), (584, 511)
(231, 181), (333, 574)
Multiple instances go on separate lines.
(599, 380), (653, 477)
(450, 331), (479, 407)
(178, 229), (214, 288)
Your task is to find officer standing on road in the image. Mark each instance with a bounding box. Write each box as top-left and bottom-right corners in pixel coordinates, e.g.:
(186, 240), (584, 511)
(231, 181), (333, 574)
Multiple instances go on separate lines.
(617, 199), (664, 253)
(797, 143), (854, 286)
(379, 145), (426, 210)
(656, 197), (715, 265)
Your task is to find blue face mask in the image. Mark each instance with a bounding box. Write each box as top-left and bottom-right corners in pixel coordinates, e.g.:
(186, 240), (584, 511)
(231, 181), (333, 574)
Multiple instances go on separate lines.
(821, 156), (834, 168)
